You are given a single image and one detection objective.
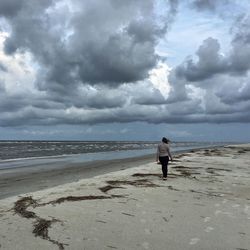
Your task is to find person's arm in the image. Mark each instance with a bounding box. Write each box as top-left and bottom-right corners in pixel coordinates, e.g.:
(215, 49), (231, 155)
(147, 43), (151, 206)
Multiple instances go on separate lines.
(156, 145), (160, 162)
(167, 146), (173, 161)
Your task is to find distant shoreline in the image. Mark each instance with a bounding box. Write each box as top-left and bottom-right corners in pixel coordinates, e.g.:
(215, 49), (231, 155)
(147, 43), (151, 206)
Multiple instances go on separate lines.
(0, 143), (233, 200)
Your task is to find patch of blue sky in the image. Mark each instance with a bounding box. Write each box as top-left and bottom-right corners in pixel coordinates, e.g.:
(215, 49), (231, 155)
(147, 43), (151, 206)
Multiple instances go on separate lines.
(156, 2), (235, 67)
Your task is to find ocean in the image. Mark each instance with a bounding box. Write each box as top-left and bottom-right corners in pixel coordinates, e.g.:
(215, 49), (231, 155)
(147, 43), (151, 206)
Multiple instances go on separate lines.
(0, 140), (229, 199)
(0, 140), (226, 171)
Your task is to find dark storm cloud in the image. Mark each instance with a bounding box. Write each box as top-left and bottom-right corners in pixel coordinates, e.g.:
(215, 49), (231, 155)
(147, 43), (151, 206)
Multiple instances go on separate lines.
(164, 11), (250, 123)
(191, 0), (229, 11)
(0, 0), (25, 17)
(131, 82), (167, 105)
(0, 62), (7, 72)
(174, 14), (250, 83)
(1, 0), (250, 128)
(0, 80), (6, 91)
(229, 14), (250, 74)
(175, 37), (228, 82)
(216, 79), (250, 105)
(1, 0), (175, 91)
(164, 70), (189, 103)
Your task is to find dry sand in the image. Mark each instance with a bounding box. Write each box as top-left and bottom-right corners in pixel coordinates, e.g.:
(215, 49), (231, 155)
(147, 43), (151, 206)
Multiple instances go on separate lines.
(0, 145), (250, 250)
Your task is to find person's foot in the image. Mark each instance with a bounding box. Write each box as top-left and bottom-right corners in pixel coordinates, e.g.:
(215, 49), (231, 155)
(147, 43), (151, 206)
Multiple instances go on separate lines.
(163, 177), (167, 180)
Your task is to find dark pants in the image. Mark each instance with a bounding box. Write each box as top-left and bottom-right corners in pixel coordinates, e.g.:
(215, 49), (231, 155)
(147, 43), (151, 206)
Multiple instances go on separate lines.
(159, 156), (169, 178)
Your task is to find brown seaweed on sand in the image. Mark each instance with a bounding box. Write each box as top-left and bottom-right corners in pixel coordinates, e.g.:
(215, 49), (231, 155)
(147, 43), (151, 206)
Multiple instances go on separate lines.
(14, 196), (37, 219)
(33, 218), (65, 250)
(99, 178), (160, 194)
(132, 173), (162, 178)
(52, 195), (111, 204)
(99, 185), (125, 194)
(14, 196), (66, 250)
(106, 179), (159, 188)
(13, 194), (117, 250)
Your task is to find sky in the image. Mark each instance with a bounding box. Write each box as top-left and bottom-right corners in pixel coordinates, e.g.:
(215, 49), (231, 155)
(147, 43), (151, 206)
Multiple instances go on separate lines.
(0, 0), (250, 142)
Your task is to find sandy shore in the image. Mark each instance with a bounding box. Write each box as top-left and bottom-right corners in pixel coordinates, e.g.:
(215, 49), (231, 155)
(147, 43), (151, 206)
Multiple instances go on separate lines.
(0, 145), (250, 250)
(0, 154), (154, 199)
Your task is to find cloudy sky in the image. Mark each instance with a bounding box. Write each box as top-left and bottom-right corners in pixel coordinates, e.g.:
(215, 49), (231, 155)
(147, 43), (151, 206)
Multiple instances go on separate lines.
(0, 0), (250, 141)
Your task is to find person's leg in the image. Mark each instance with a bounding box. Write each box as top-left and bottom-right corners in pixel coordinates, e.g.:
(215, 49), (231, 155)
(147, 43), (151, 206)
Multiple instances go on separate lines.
(159, 157), (165, 177)
(160, 157), (169, 178)
(162, 164), (167, 178)
(165, 156), (169, 177)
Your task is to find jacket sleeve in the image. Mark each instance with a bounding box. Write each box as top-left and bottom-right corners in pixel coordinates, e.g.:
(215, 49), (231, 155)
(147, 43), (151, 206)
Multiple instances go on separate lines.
(167, 146), (173, 160)
(156, 145), (160, 161)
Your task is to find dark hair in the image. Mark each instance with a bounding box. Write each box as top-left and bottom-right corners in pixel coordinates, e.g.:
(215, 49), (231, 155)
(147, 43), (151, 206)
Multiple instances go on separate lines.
(162, 137), (169, 143)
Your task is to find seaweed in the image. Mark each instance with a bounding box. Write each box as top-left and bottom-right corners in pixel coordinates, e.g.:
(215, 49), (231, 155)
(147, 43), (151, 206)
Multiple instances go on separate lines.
(106, 179), (159, 188)
(52, 195), (111, 204)
(14, 196), (37, 219)
(13, 194), (116, 250)
(14, 196), (66, 249)
(132, 173), (162, 178)
(99, 185), (125, 194)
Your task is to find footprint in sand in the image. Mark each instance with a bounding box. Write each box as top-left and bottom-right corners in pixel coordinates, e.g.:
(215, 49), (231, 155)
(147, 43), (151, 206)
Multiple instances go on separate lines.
(144, 229), (152, 235)
(205, 226), (214, 233)
(215, 210), (222, 216)
(142, 242), (150, 249)
(189, 238), (200, 245)
(204, 217), (211, 223)
(244, 205), (249, 214)
(232, 204), (240, 208)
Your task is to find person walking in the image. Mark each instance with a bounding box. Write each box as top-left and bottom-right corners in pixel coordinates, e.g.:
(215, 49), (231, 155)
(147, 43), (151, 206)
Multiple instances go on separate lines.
(156, 137), (173, 180)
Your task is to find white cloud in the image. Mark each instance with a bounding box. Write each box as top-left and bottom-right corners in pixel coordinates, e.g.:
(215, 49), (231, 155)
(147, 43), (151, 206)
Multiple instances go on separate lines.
(149, 61), (171, 97)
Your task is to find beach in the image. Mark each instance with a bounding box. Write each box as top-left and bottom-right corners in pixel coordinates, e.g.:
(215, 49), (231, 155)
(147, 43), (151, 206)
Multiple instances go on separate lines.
(0, 144), (249, 250)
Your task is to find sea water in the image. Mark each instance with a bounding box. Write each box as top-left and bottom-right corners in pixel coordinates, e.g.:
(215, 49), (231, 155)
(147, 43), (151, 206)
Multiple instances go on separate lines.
(0, 140), (227, 170)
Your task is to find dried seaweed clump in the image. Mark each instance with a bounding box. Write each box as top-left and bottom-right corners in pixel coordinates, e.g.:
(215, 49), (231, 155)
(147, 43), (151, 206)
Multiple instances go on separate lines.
(99, 185), (125, 194)
(14, 196), (66, 250)
(33, 218), (65, 250)
(52, 195), (112, 204)
(107, 179), (159, 188)
(132, 173), (162, 178)
(14, 196), (37, 219)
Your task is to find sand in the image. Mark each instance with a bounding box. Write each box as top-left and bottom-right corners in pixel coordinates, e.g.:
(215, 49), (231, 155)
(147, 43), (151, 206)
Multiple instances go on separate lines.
(0, 144), (249, 250)
(0, 154), (154, 199)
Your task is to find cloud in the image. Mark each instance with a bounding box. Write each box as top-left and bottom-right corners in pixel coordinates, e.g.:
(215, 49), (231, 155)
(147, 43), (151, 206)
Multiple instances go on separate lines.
(1, 0), (176, 91)
(191, 0), (230, 11)
(175, 37), (227, 82)
(230, 14), (250, 74)
(0, 61), (7, 72)
(172, 13), (250, 82)
(164, 11), (250, 123)
(0, 0), (250, 129)
(216, 75), (250, 105)
(0, 0), (25, 17)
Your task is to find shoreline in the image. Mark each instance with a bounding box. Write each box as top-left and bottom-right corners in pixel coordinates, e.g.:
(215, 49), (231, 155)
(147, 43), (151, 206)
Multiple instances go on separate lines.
(0, 153), (154, 200)
(0, 144), (229, 200)
(0, 144), (249, 249)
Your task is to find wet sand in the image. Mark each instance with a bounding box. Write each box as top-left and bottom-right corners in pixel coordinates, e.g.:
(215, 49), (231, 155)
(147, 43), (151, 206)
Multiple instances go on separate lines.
(0, 154), (154, 199)
(0, 144), (249, 249)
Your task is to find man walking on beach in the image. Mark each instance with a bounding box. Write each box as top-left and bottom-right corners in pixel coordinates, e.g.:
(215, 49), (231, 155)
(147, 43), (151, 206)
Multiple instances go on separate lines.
(156, 137), (173, 180)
